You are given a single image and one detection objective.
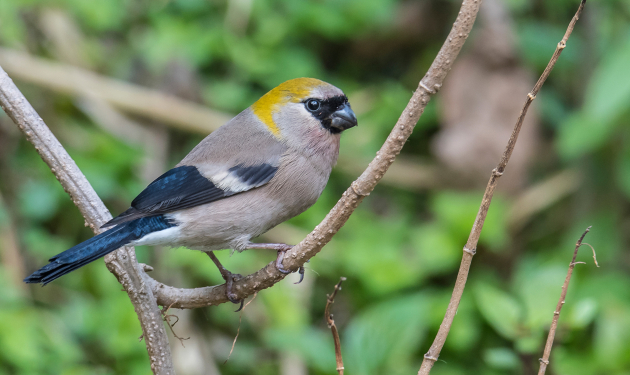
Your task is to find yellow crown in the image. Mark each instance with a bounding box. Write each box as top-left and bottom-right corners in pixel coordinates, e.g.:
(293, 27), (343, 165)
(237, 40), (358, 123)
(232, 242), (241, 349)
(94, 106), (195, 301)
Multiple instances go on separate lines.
(252, 78), (325, 137)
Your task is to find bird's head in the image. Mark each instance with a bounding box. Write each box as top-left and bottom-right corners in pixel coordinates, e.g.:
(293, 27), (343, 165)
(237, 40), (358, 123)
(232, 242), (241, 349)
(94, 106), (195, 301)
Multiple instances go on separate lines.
(251, 78), (357, 144)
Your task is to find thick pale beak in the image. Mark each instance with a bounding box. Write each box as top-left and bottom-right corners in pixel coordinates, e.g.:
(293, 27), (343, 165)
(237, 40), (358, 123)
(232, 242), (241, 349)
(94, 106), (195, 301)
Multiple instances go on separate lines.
(330, 104), (358, 131)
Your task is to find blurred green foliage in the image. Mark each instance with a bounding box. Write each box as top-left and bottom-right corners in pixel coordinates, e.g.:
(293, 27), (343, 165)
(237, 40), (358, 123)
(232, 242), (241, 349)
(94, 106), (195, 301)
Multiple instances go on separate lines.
(0, 0), (629, 374)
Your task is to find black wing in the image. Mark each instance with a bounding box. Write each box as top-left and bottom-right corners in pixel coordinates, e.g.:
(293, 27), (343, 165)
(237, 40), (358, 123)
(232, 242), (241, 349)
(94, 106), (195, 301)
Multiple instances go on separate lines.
(102, 164), (277, 228)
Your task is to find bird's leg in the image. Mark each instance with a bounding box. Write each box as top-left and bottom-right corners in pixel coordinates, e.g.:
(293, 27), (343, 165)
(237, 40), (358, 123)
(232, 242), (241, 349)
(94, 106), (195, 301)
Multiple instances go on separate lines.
(246, 243), (305, 283)
(205, 251), (243, 310)
(246, 242), (293, 273)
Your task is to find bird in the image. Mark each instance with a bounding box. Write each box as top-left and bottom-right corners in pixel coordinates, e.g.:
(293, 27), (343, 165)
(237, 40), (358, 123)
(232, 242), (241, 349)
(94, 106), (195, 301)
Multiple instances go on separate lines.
(24, 77), (357, 306)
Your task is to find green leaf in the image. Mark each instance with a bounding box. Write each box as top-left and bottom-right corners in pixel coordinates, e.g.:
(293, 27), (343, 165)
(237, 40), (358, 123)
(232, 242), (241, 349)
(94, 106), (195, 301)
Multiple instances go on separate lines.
(567, 298), (598, 329)
(553, 346), (599, 375)
(444, 293), (481, 352)
(338, 213), (420, 294)
(18, 180), (64, 221)
(519, 22), (580, 70)
(473, 282), (523, 340)
(265, 328), (335, 373)
(410, 222), (461, 276)
(513, 261), (567, 330)
(557, 33), (630, 159)
(0, 1), (27, 47)
(584, 33), (630, 125)
(67, 0), (128, 32)
(594, 303), (630, 370)
(432, 192), (509, 251)
(616, 138), (630, 199)
(556, 111), (617, 160)
(483, 347), (520, 370)
(345, 293), (431, 374)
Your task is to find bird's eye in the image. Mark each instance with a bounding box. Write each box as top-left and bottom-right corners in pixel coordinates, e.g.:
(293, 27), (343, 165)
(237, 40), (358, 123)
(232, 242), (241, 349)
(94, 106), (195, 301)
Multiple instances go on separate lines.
(306, 99), (321, 112)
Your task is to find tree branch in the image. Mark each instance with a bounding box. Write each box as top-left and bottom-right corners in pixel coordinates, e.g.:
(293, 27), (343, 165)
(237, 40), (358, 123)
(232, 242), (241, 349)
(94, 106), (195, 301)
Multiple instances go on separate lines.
(418, 1), (587, 374)
(0, 67), (175, 375)
(145, 0), (483, 309)
(538, 226), (597, 375)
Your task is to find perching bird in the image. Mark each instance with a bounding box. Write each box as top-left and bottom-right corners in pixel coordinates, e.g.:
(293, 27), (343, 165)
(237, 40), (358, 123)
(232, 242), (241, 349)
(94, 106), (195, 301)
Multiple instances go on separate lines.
(24, 78), (357, 304)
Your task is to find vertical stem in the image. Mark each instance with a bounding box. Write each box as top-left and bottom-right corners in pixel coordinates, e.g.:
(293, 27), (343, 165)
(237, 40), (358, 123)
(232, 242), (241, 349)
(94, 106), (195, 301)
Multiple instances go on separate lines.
(538, 226), (596, 375)
(326, 277), (347, 375)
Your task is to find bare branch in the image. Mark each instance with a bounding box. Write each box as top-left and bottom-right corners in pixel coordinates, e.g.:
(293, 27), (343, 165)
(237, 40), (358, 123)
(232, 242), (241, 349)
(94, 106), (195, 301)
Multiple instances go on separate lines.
(325, 277), (347, 375)
(0, 67), (175, 375)
(418, 1), (587, 374)
(146, 0), (483, 310)
(538, 226), (596, 375)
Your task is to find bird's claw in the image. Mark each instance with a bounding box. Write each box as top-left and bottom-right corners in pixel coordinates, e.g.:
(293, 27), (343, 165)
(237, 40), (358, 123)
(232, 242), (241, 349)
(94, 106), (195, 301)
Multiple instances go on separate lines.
(206, 252), (244, 312)
(276, 250), (306, 284)
(275, 249), (292, 274)
(294, 266), (305, 284)
(233, 299), (245, 312)
(225, 272), (243, 310)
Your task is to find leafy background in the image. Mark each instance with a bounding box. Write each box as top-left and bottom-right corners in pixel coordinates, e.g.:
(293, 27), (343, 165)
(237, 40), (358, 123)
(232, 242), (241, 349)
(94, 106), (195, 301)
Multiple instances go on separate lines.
(0, 0), (629, 374)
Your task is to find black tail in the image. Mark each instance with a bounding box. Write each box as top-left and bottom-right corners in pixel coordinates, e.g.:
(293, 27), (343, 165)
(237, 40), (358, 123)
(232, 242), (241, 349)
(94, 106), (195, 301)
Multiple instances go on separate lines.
(24, 215), (174, 285)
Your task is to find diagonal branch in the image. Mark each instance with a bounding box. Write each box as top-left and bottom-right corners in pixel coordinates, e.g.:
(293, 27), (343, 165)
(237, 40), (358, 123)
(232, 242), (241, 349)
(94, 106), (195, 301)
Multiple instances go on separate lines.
(146, 0), (484, 309)
(418, 1), (587, 374)
(0, 68), (175, 375)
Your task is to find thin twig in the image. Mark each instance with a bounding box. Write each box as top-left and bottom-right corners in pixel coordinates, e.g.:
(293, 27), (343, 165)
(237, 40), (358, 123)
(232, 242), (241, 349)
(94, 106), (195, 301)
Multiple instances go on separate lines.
(580, 243), (599, 267)
(161, 303), (191, 348)
(145, 0), (483, 311)
(538, 226), (597, 375)
(418, 1), (587, 374)
(224, 292), (258, 364)
(325, 277), (347, 375)
(0, 67), (175, 375)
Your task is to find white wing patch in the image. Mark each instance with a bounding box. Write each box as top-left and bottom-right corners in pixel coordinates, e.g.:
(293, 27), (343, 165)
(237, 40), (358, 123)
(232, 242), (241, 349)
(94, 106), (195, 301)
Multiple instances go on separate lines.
(204, 163), (279, 194)
(210, 170), (253, 193)
(131, 226), (182, 247)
